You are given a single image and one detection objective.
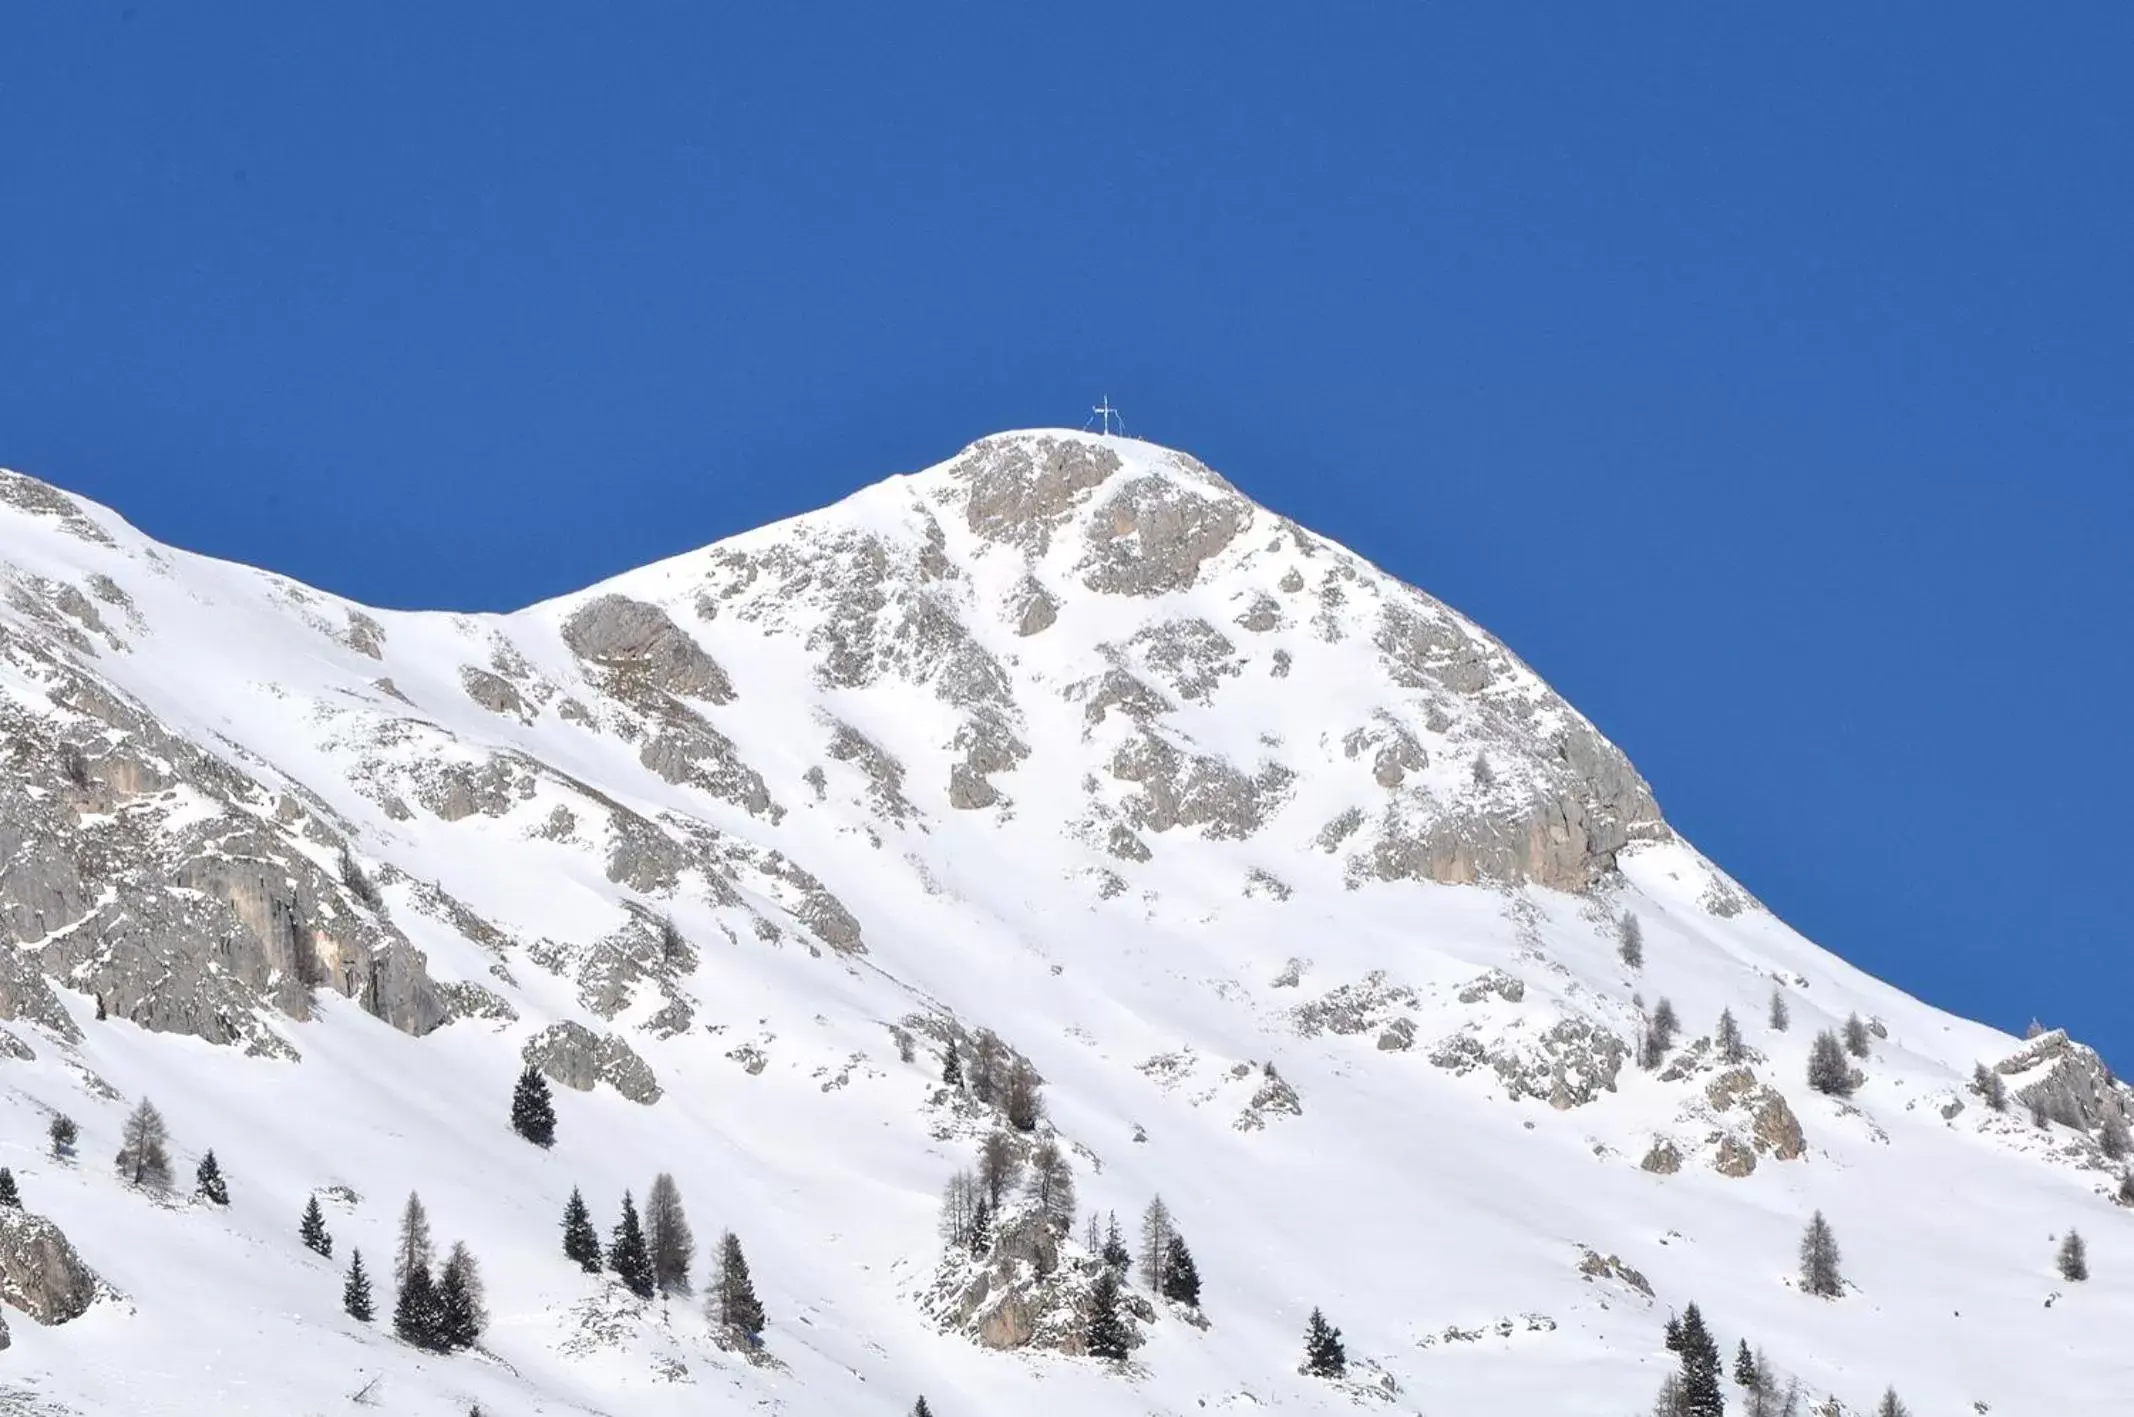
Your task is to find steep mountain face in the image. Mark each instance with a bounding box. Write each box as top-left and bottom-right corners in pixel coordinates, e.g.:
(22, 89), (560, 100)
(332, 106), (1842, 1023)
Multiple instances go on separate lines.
(0, 433), (2121, 1416)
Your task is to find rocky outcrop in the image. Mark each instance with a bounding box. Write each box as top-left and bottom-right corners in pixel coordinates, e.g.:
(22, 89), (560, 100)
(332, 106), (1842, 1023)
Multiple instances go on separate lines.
(1640, 1138), (1683, 1174)
(522, 1021), (662, 1104)
(1430, 1014), (1628, 1110)
(1995, 1029), (2131, 1135)
(562, 594), (735, 704)
(1080, 471), (1245, 597)
(460, 666), (530, 721)
(0, 1209), (98, 1325)
(953, 435), (1123, 554)
(1705, 1067), (1807, 1162)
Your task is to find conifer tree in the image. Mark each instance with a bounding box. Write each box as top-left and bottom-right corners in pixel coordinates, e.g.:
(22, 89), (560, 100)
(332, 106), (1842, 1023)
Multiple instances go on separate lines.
(1102, 1212), (1131, 1274)
(1843, 1012), (1872, 1058)
(1161, 1233), (1201, 1306)
(1302, 1307), (1346, 1378)
(608, 1191), (655, 1299)
(646, 1172), (695, 1296)
(712, 1230), (766, 1339)
(194, 1149), (229, 1206)
(1674, 1302), (1724, 1417)
(115, 1096), (173, 1188)
(1767, 987), (1790, 1032)
(2057, 1229), (2089, 1282)
(1663, 1311), (1683, 1351)
(967, 1029), (1006, 1103)
(941, 1038), (962, 1088)
(2101, 1114), (2130, 1161)
(1003, 1060), (1043, 1131)
(1086, 1267), (1130, 1360)
(1619, 912), (1644, 969)
(2118, 1170), (2134, 1207)
(1807, 1030), (1855, 1096)
(977, 1132), (1018, 1208)
(1972, 1062), (2007, 1111)
(1800, 1210), (1842, 1297)
(1652, 1373), (1686, 1417)
(1875, 1388), (1910, 1417)
(968, 1197), (992, 1257)
(48, 1113), (78, 1160)
(562, 1186), (602, 1272)
(0, 1169), (18, 1208)
(344, 1249), (375, 1323)
(1026, 1140), (1075, 1231)
(510, 1066), (557, 1148)
(394, 1264), (441, 1350)
(395, 1192), (433, 1287)
(301, 1195), (334, 1257)
(1716, 1009), (1745, 1065)
(913, 1399), (934, 1417)
(1733, 1339), (1757, 1388)
(1139, 1195), (1175, 1291)
(437, 1241), (486, 1350)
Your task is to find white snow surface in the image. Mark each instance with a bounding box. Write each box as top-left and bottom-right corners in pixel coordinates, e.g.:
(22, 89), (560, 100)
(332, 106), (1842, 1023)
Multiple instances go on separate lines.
(0, 430), (2124, 1414)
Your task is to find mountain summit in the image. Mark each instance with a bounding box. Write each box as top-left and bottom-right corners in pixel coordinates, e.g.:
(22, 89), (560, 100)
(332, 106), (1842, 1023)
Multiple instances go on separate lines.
(0, 434), (2120, 1414)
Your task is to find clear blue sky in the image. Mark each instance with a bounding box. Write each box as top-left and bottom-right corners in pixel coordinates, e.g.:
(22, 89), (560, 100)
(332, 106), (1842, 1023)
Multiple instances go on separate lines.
(3, 6), (2129, 1058)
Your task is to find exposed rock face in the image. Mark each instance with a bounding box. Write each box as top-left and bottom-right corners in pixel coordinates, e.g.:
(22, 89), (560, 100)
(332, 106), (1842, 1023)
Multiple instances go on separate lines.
(954, 435), (1123, 553)
(1641, 1138), (1683, 1174)
(1995, 1029), (2132, 1135)
(1431, 1014), (1628, 1110)
(1713, 1136), (1758, 1177)
(1704, 1067), (1807, 1162)
(562, 595), (735, 704)
(460, 666), (530, 721)
(522, 1021), (663, 1104)
(0, 1209), (98, 1324)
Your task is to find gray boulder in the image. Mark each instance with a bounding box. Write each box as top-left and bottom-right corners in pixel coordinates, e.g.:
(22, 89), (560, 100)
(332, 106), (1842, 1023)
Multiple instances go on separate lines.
(0, 1209), (98, 1325)
(522, 1021), (663, 1104)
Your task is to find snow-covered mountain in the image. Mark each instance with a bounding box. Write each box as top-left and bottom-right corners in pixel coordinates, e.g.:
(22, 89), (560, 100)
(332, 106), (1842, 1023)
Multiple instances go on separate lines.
(0, 431), (2124, 1415)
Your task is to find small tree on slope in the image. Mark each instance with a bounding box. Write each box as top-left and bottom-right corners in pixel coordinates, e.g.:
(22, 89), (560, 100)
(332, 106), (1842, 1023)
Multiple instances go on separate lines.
(1674, 1302), (1724, 1417)
(1768, 987), (1790, 1032)
(1843, 1012), (1872, 1058)
(194, 1149), (229, 1206)
(344, 1249), (375, 1323)
(2058, 1229), (2089, 1282)
(395, 1192), (433, 1288)
(645, 1172), (695, 1296)
(1302, 1307), (1346, 1378)
(1875, 1388), (1911, 1417)
(48, 1113), (78, 1160)
(437, 1241), (487, 1350)
(115, 1097), (173, 1189)
(510, 1066), (557, 1148)
(1086, 1267), (1131, 1360)
(562, 1186), (603, 1272)
(1619, 912), (1644, 969)
(1161, 1233), (1202, 1306)
(1139, 1195), (1175, 1291)
(1807, 1030), (1855, 1096)
(1717, 1009), (1745, 1065)
(394, 1264), (442, 1350)
(301, 1195), (334, 1258)
(1972, 1063), (2007, 1111)
(608, 1192), (655, 1299)
(0, 1170), (18, 1209)
(712, 1230), (766, 1340)
(1800, 1210), (1843, 1297)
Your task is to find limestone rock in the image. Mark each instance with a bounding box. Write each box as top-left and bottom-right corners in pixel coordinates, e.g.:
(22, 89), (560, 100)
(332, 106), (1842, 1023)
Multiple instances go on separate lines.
(0, 1209), (98, 1325)
(1713, 1135), (1758, 1177)
(562, 594), (735, 704)
(460, 666), (529, 721)
(1640, 1138), (1683, 1174)
(522, 1021), (662, 1105)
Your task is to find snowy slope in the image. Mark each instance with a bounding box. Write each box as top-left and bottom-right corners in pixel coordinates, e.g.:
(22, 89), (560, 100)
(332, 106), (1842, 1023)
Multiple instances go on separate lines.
(0, 431), (2126, 1415)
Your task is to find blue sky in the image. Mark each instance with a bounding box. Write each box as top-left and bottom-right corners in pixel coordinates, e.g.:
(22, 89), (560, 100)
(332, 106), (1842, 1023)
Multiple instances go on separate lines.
(3, 5), (2129, 1059)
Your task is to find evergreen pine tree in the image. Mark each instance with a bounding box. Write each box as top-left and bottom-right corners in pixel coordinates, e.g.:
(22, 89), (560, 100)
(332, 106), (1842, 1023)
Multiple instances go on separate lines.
(1302, 1307), (1346, 1378)
(1086, 1267), (1130, 1360)
(941, 1038), (963, 1088)
(608, 1191), (655, 1299)
(1101, 1212), (1131, 1274)
(913, 1400), (934, 1417)
(437, 1241), (486, 1350)
(1674, 1302), (1724, 1417)
(1767, 987), (1790, 1032)
(1807, 1030), (1855, 1096)
(0, 1169), (17, 1208)
(48, 1113), (78, 1160)
(510, 1066), (557, 1148)
(1663, 1311), (1683, 1351)
(562, 1186), (603, 1273)
(1843, 1012), (1872, 1058)
(1875, 1389), (1910, 1417)
(394, 1264), (442, 1350)
(344, 1249), (375, 1323)
(194, 1149), (229, 1206)
(301, 1195), (334, 1257)
(1734, 1339), (1757, 1388)
(1161, 1233), (1201, 1306)
(1800, 1210), (1843, 1297)
(712, 1230), (766, 1339)
(2057, 1229), (2089, 1281)
(968, 1197), (991, 1257)
(645, 1172), (695, 1296)
(115, 1096), (173, 1188)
